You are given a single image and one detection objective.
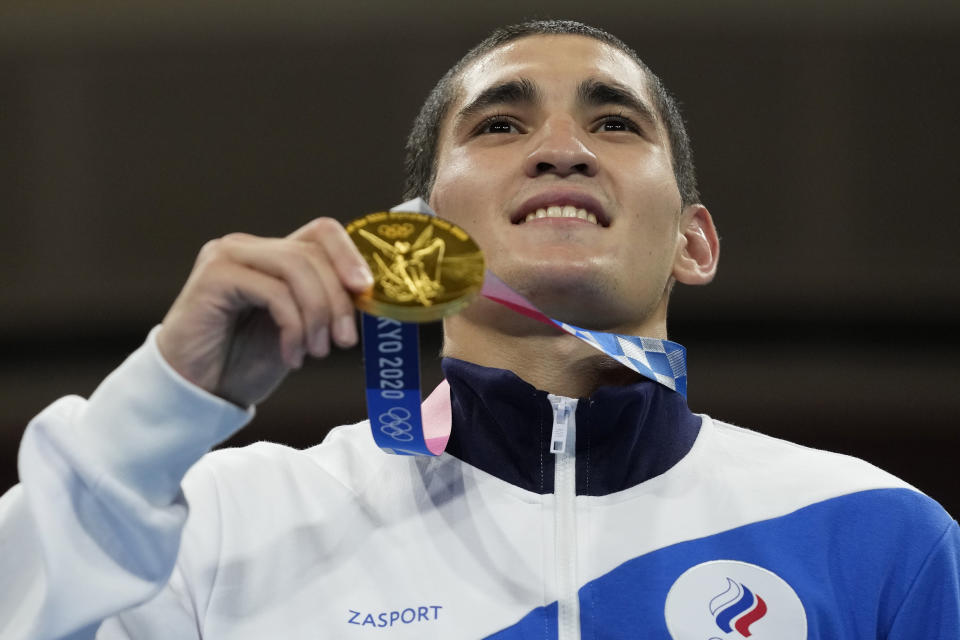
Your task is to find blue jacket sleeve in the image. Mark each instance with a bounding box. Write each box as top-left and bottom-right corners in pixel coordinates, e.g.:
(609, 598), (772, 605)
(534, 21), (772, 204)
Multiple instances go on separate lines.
(886, 519), (960, 639)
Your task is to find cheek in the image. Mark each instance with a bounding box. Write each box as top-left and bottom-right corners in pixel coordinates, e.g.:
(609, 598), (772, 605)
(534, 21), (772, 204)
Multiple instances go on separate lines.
(430, 150), (494, 229)
(607, 146), (680, 202)
(431, 153), (473, 212)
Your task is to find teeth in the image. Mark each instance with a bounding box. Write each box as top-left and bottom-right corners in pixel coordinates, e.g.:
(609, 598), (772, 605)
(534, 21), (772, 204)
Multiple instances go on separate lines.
(521, 206), (600, 225)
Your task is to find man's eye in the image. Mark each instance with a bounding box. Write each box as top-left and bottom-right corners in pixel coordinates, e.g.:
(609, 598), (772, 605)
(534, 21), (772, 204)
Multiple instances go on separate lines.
(597, 116), (640, 134)
(478, 117), (518, 135)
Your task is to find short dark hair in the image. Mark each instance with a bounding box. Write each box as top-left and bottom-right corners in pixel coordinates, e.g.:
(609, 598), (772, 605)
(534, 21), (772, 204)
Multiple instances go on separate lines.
(402, 19), (700, 206)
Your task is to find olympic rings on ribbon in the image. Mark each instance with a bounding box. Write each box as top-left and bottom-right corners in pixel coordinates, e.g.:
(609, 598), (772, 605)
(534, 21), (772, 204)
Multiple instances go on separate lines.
(378, 407), (414, 442)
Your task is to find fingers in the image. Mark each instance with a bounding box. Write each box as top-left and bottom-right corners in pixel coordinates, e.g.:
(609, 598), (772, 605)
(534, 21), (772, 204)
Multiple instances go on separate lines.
(217, 237), (333, 357)
(205, 217), (370, 360)
(289, 217), (376, 350)
(214, 263), (307, 368)
(310, 252), (359, 350)
(289, 218), (374, 293)
(159, 217), (371, 402)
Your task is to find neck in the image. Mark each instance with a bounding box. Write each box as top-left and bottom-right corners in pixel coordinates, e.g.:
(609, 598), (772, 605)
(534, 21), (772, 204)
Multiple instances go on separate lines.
(442, 298), (669, 398)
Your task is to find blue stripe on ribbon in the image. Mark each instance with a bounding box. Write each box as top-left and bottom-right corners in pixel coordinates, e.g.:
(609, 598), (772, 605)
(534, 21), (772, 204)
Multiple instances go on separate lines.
(361, 313), (431, 456)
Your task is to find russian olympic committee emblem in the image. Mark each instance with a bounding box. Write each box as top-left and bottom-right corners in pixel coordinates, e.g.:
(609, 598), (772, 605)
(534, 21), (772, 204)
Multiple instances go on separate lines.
(664, 560), (807, 639)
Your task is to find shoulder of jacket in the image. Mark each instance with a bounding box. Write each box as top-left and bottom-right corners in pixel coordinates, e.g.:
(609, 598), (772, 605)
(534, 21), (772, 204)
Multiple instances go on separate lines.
(187, 420), (417, 498)
(704, 416), (914, 489)
(684, 416), (944, 525)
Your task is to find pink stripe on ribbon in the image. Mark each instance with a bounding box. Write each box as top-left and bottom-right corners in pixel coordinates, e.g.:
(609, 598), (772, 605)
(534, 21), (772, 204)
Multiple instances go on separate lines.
(480, 271), (555, 325)
(420, 379), (452, 455)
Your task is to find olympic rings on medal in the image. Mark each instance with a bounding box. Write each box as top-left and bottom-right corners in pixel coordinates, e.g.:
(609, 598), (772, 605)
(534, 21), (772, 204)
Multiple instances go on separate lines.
(378, 407), (414, 441)
(377, 222), (415, 239)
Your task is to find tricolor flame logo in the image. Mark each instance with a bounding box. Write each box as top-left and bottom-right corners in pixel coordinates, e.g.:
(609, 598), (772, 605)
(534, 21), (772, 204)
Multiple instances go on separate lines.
(709, 578), (768, 637)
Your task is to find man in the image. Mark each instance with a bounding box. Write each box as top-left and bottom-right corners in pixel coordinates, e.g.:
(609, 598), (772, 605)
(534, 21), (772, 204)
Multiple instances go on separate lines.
(1, 19), (957, 640)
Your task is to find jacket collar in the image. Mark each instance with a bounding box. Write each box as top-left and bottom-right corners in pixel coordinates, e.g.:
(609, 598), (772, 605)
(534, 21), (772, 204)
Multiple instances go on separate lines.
(440, 357), (701, 496)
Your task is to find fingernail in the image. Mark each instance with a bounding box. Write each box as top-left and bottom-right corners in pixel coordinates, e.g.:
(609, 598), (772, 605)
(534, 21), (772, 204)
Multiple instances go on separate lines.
(353, 266), (374, 289)
(334, 314), (357, 346)
(312, 327), (330, 357)
(292, 345), (305, 369)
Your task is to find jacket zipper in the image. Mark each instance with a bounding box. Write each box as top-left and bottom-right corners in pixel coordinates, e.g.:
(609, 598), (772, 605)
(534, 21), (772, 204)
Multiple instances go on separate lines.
(549, 394), (580, 640)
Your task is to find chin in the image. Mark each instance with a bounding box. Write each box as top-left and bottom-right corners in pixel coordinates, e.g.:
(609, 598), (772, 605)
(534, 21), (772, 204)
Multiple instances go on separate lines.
(491, 253), (664, 329)
(506, 269), (628, 330)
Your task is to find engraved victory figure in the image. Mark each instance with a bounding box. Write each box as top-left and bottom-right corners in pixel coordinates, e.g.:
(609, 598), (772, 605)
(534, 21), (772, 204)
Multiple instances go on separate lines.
(358, 224), (446, 306)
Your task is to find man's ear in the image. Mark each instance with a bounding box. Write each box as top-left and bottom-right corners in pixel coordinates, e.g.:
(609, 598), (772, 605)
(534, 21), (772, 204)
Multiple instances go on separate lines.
(672, 204), (719, 286)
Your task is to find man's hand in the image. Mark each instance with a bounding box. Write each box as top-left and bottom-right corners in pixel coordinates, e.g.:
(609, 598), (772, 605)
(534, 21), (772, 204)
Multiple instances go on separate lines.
(156, 217), (374, 406)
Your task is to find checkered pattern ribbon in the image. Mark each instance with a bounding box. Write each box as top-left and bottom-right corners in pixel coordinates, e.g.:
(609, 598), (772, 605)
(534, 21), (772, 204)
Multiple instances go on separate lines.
(479, 271), (687, 397)
(392, 198), (688, 397)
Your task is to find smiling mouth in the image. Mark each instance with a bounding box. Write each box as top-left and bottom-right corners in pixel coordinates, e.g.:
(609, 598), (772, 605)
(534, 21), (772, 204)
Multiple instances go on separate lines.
(518, 205), (601, 226)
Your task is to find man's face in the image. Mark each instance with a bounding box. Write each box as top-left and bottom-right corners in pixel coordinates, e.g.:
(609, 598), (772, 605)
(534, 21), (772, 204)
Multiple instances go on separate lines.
(430, 35), (689, 332)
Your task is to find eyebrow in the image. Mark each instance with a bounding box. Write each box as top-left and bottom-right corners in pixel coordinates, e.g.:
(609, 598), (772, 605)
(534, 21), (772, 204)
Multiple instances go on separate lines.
(453, 76), (659, 131)
(577, 78), (659, 128)
(454, 78), (541, 125)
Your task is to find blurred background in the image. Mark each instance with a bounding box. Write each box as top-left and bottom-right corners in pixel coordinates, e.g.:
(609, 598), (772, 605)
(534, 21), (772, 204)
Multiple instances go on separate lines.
(1, 1), (957, 514)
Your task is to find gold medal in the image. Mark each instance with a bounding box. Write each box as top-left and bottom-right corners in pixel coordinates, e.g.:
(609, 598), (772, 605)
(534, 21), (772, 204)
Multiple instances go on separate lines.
(346, 211), (485, 323)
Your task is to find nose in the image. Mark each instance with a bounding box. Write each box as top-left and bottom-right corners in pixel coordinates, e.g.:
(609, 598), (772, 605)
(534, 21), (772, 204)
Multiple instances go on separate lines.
(524, 118), (598, 178)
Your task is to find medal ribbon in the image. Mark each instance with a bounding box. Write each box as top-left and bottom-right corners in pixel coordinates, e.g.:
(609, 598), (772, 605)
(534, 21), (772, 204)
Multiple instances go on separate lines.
(362, 199), (687, 456)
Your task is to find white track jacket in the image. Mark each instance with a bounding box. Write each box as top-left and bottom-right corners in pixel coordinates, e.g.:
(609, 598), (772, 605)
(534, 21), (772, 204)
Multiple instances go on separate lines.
(1, 329), (957, 639)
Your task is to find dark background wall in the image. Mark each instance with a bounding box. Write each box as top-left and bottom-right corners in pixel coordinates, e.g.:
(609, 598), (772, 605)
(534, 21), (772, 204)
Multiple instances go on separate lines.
(1, 2), (958, 514)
